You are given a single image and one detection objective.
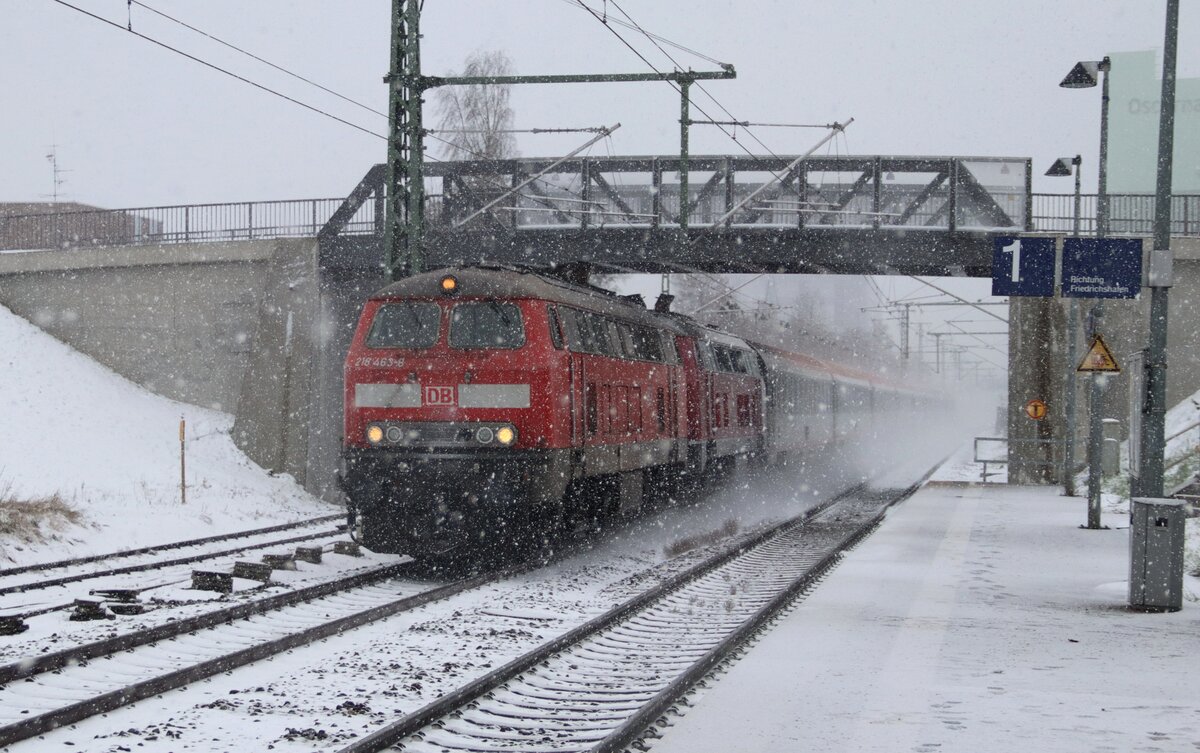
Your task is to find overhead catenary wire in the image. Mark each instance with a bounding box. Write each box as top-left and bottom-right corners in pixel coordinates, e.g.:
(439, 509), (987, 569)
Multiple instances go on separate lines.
(691, 120), (842, 129)
(571, 0), (793, 184)
(907, 277), (1009, 325)
(427, 127), (611, 135)
(47, 0), (387, 142)
(128, 0), (388, 120)
(452, 124), (622, 228)
(557, 0), (730, 68)
(601, 0), (818, 172)
(48, 1), (598, 229)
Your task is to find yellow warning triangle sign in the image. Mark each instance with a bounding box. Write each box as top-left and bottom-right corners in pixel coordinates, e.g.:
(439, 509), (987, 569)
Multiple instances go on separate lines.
(1077, 334), (1120, 373)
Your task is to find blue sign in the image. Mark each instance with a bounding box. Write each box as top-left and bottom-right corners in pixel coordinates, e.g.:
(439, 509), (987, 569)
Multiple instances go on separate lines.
(1062, 238), (1143, 298)
(991, 236), (1055, 296)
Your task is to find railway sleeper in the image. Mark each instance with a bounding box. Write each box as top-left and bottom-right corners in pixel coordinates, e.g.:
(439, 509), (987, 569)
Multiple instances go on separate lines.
(294, 546), (323, 564)
(192, 570), (234, 593)
(262, 553), (297, 571)
(232, 561), (274, 582)
(69, 598), (113, 622)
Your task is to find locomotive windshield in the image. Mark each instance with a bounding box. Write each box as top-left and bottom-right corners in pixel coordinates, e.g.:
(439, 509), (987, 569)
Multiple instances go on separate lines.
(366, 302), (440, 349)
(450, 301), (525, 349)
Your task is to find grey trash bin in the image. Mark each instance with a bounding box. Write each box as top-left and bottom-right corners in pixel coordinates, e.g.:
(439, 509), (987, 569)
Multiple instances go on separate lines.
(1128, 498), (1186, 612)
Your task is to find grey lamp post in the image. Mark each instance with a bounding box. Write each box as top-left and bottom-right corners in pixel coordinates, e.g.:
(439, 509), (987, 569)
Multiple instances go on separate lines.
(1046, 155), (1083, 496)
(1060, 56), (1110, 529)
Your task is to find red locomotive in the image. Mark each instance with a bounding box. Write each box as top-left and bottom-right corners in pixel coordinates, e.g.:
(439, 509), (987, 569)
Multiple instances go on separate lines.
(340, 265), (910, 562)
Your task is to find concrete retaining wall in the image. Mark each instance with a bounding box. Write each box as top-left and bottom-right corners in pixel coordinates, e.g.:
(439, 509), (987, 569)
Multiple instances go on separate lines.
(0, 238), (335, 496)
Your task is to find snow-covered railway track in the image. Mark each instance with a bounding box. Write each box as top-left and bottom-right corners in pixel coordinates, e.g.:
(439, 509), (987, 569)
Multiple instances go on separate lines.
(0, 557), (539, 747)
(0, 514), (346, 600)
(339, 485), (916, 753)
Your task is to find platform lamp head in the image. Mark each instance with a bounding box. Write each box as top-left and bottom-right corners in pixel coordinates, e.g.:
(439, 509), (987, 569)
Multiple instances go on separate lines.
(1059, 57), (1111, 238)
(1044, 158), (1074, 177)
(1059, 59), (1108, 89)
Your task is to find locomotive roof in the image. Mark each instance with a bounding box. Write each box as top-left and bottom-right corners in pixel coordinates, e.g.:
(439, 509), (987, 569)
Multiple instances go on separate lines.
(372, 266), (689, 333)
(371, 267), (928, 395)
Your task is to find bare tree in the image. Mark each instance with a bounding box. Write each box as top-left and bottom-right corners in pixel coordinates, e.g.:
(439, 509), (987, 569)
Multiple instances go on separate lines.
(434, 51), (518, 163)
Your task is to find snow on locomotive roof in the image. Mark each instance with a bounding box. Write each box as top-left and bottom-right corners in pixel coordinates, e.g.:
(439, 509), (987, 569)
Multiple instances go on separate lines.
(373, 265), (689, 333)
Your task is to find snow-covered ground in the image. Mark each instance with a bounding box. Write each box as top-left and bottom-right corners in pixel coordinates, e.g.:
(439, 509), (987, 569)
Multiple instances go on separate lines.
(0, 303), (337, 566)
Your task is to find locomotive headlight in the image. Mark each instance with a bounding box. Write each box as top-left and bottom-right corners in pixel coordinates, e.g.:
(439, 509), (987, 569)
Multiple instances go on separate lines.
(440, 275), (459, 295)
(475, 426), (495, 444)
(366, 424), (385, 445)
(495, 425), (516, 446)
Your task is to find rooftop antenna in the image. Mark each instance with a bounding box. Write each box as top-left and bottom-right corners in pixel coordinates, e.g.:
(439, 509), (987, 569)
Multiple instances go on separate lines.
(43, 146), (71, 203)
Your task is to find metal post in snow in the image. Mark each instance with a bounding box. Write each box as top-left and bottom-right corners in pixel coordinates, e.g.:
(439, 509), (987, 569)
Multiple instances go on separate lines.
(1063, 156), (1082, 496)
(1137, 0), (1179, 498)
(679, 78), (691, 249)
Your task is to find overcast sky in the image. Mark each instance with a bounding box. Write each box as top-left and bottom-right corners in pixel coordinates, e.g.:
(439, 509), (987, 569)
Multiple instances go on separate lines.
(5, 0), (1196, 208)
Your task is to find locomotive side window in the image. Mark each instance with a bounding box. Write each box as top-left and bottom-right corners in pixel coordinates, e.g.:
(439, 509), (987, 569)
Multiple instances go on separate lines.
(366, 302), (441, 349)
(604, 320), (623, 358)
(660, 332), (679, 364)
(584, 314), (603, 355)
(547, 305), (565, 349)
(616, 322), (636, 358)
(729, 349), (749, 374)
(714, 346), (734, 373)
(632, 327), (663, 362)
(560, 307), (583, 350)
(449, 302), (525, 349)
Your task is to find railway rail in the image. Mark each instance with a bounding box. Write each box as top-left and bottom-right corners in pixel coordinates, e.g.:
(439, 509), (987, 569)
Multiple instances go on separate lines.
(0, 513), (345, 580)
(0, 556), (541, 747)
(0, 513), (345, 600)
(338, 484), (917, 753)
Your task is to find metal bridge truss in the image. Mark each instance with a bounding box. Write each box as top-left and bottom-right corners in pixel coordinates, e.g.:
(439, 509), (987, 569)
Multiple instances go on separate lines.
(321, 155), (1031, 277)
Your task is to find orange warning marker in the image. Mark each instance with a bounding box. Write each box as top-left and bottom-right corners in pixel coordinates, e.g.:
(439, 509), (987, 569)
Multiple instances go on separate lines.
(1024, 398), (1048, 420)
(1077, 334), (1120, 373)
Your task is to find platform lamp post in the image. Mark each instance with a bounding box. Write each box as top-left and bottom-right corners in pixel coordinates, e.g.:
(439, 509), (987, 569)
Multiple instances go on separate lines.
(1060, 56), (1110, 529)
(1046, 155), (1083, 496)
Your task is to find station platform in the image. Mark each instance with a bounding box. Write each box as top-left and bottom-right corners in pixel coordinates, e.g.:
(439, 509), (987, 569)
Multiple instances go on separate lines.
(651, 480), (1200, 753)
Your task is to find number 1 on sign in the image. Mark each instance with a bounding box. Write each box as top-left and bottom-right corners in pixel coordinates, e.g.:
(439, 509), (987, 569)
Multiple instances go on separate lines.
(1002, 239), (1022, 282)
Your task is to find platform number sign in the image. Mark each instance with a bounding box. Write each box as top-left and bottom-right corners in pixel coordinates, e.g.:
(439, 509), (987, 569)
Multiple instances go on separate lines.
(991, 236), (1055, 297)
(424, 385), (455, 406)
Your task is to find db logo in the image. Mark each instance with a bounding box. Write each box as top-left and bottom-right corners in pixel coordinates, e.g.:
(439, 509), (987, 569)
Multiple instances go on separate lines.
(424, 385), (455, 406)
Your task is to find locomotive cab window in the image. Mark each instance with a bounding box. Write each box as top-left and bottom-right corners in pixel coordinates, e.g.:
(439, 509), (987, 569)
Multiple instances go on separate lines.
(547, 305), (565, 349)
(366, 302), (441, 349)
(450, 301), (525, 349)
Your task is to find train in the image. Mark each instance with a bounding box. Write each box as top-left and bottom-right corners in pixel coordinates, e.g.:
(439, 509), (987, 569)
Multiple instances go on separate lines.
(338, 265), (925, 563)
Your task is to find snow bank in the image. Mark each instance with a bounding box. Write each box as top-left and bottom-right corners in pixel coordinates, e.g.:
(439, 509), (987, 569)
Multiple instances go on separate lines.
(0, 303), (337, 565)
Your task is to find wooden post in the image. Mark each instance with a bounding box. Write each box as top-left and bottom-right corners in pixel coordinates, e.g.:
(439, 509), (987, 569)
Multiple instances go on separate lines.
(179, 417), (187, 504)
